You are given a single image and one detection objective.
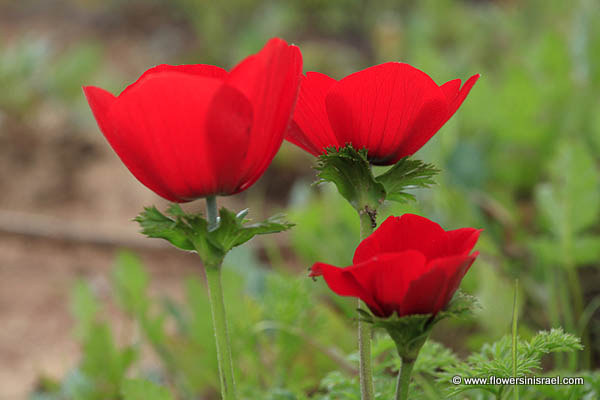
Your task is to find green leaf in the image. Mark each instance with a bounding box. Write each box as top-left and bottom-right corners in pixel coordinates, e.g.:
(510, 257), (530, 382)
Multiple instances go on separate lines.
(122, 379), (174, 400)
(573, 235), (600, 264)
(208, 208), (294, 252)
(112, 252), (149, 315)
(437, 328), (582, 397)
(535, 141), (599, 237)
(136, 205), (293, 267)
(315, 145), (385, 213)
(375, 157), (439, 203)
(80, 322), (137, 393)
(134, 205), (197, 251)
(70, 281), (100, 339)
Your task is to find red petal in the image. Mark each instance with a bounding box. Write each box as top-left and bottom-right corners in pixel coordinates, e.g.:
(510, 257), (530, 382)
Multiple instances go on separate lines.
(287, 72), (339, 156)
(85, 84), (179, 201)
(351, 251), (428, 317)
(440, 78), (461, 103)
(442, 74), (480, 122)
(325, 62), (448, 164)
(398, 74), (479, 159)
(400, 267), (447, 316)
(445, 228), (482, 257)
(120, 64), (228, 97)
(310, 261), (386, 317)
(428, 252), (478, 314)
(83, 85), (116, 142)
(227, 38), (303, 192)
(105, 72), (250, 201)
(390, 98), (450, 159)
(205, 84), (254, 194)
(353, 214), (447, 264)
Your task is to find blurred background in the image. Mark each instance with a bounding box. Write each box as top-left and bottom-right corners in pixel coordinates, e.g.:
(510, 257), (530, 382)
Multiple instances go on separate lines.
(1, 0), (599, 398)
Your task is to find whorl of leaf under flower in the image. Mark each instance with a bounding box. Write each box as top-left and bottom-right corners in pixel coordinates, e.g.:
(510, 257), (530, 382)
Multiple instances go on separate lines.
(314, 144), (439, 216)
(358, 291), (479, 360)
(135, 204), (293, 267)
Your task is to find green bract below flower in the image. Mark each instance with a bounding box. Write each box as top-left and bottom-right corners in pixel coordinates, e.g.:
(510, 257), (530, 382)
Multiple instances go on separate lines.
(135, 204), (293, 268)
(315, 144), (439, 225)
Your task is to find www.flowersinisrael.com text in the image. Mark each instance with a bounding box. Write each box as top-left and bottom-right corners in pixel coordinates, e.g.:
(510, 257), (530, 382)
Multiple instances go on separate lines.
(452, 375), (584, 386)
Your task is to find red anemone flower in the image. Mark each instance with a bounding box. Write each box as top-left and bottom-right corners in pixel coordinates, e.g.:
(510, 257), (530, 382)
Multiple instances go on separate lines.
(310, 214), (480, 318)
(84, 38), (302, 202)
(287, 63), (479, 165)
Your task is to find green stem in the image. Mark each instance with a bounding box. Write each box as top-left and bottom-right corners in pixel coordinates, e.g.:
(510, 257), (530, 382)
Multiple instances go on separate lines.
(207, 195), (219, 230)
(204, 196), (236, 400)
(512, 279), (519, 400)
(395, 357), (415, 400)
(548, 267), (565, 369)
(557, 269), (577, 370)
(205, 265), (236, 400)
(567, 266), (590, 369)
(358, 211), (375, 400)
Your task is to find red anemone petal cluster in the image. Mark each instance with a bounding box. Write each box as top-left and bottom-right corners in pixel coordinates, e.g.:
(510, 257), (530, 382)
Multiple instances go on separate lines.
(84, 38), (302, 202)
(310, 214), (480, 318)
(287, 63), (479, 165)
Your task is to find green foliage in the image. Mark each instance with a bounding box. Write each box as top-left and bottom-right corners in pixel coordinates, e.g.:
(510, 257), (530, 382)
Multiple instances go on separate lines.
(438, 328), (583, 398)
(33, 251), (354, 399)
(135, 204), (293, 266)
(134, 204), (196, 251)
(315, 330), (590, 400)
(375, 157), (439, 203)
(533, 140), (600, 267)
(315, 145), (385, 214)
(315, 145), (439, 217)
(31, 281), (139, 400)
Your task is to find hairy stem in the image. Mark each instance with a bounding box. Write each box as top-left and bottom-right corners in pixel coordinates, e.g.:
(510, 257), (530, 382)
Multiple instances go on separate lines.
(204, 196), (236, 399)
(358, 210), (375, 400)
(205, 265), (236, 400)
(512, 279), (519, 400)
(395, 357), (415, 400)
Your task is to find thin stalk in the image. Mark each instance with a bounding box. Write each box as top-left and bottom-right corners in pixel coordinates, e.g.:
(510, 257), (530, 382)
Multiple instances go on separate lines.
(206, 195), (219, 230)
(512, 279), (518, 400)
(566, 266), (590, 369)
(395, 357), (415, 400)
(205, 265), (236, 400)
(204, 196), (236, 400)
(548, 267), (565, 369)
(358, 211), (375, 400)
(557, 270), (577, 370)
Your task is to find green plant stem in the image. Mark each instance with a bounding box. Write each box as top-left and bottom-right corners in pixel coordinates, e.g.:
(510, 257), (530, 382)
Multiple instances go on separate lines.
(204, 196), (236, 400)
(207, 195), (219, 230)
(566, 266), (591, 369)
(395, 357), (415, 400)
(512, 279), (519, 400)
(557, 270), (577, 370)
(205, 265), (236, 400)
(358, 210), (375, 400)
(548, 268), (565, 369)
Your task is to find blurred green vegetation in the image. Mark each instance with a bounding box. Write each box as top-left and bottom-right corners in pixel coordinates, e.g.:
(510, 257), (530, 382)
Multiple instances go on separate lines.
(1, 0), (599, 398)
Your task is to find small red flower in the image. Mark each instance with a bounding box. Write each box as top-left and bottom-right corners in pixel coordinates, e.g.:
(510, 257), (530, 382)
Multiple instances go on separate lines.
(84, 38), (302, 202)
(287, 63), (479, 165)
(310, 214), (480, 318)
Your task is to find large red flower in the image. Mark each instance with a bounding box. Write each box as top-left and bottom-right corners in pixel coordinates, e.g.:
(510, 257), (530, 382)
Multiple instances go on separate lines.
(310, 214), (480, 318)
(84, 38), (302, 202)
(287, 63), (479, 165)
